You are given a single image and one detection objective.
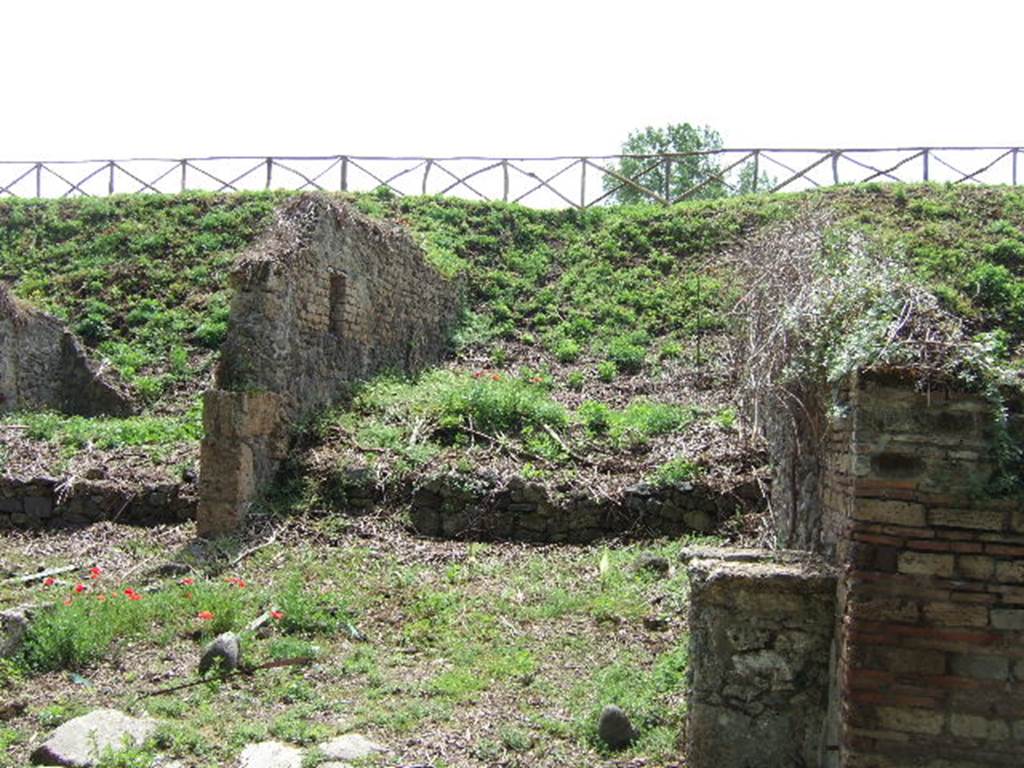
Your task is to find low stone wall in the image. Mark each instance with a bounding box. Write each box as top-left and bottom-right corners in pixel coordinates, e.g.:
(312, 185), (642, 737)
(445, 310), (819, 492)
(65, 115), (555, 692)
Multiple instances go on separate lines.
(198, 195), (459, 536)
(408, 474), (756, 543)
(319, 468), (761, 543)
(683, 547), (838, 768)
(0, 284), (134, 416)
(0, 476), (195, 528)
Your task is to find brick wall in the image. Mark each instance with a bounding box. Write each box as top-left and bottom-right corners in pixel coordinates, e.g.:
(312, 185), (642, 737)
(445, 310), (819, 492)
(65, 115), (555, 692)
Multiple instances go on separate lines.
(827, 373), (1024, 767)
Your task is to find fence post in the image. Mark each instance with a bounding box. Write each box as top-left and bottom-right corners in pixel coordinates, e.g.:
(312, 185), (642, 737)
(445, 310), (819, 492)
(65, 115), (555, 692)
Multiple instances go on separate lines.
(180, 161), (187, 192)
(751, 151), (759, 193)
(1013, 149), (1019, 186)
(108, 162), (115, 195)
(422, 159), (433, 195)
(340, 156), (348, 192)
(832, 151), (840, 185)
(580, 159), (586, 208)
(923, 148), (930, 182)
(502, 160), (509, 202)
(265, 158), (273, 190)
(35, 163), (42, 198)
(663, 157), (672, 203)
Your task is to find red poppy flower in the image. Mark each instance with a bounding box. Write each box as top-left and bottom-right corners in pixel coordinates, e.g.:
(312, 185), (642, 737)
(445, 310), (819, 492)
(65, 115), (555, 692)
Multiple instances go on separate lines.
(123, 588), (142, 601)
(473, 371), (484, 379)
(42, 577), (56, 587)
(74, 583), (87, 593)
(270, 610), (284, 620)
(179, 577), (195, 586)
(529, 376), (543, 384)
(491, 373), (501, 381)
(89, 567), (102, 579)
(197, 610), (214, 620)
(63, 598), (73, 606)
(96, 594), (107, 602)
(226, 577), (246, 588)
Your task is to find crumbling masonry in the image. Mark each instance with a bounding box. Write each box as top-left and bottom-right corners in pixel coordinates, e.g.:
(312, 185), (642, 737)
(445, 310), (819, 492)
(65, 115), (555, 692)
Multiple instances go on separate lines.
(197, 196), (459, 536)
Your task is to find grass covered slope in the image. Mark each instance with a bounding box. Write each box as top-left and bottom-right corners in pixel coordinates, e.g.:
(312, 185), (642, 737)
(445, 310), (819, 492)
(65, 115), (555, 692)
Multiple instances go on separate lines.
(3, 184), (1024, 494)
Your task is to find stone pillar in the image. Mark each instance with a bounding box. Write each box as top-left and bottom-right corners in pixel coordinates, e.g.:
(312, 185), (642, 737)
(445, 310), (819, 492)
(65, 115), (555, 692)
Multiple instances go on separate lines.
(684, 547), (838, 768)
(197, 389), (285, 538)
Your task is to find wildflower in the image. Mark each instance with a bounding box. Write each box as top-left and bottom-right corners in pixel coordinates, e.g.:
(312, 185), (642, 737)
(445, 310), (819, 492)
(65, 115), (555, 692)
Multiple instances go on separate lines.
(123, 587), (142, 601)
(473, 371), (484, 379)
(89, 567), (102, 579)
(96, 594), (107, 602)
(529, 376), (543, 384)
(42, 577), (56, 587)
(197, 610), (214, 621)
(491, 373), (501, 381)
(63, 598), (73, 606)
(179, 577), (195, 586)
(270, 609), (284, 621)
(74, 583), (87, 593)
(226, 577), (246, 588)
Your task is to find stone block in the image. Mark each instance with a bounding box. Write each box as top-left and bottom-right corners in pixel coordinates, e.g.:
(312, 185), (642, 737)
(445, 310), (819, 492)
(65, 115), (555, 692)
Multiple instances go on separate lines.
(990, 609), (1024, 631)
(931, 507), (1004, 531)
(923, 601), (989, 628)
(23, 496), (52, 520)
(875, 706), (944, 736)
(957, 555), (995, 581)
(950, 653), (1010, 681)
(950, 713), (1010, 740)
(897, 551), (955, 578)
(995, 560), (1024, 584)
(855, 499), (926, 527)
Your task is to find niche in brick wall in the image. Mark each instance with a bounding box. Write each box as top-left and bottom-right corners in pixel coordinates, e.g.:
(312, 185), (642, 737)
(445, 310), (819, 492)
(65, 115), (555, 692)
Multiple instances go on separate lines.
(329, 272), (348, 336)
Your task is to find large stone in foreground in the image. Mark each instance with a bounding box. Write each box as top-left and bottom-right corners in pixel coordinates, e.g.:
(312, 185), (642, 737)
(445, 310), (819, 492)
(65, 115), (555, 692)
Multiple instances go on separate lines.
(31, 709), (157, 767)
(237, 740), (303, 768)
(318, 733), (387, 762)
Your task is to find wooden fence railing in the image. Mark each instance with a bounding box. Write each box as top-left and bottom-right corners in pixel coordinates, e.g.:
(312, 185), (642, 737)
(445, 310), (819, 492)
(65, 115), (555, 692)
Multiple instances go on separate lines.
(1, 147), (1021, 208)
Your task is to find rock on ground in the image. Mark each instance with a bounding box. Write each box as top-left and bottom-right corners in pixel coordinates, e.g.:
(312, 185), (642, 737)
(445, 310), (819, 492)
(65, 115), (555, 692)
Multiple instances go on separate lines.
(0, 607), (30, 657)
(318, 733), (388, 762)
(237, 740), (303, 768)
(632, 552), (671, 577)
(30, 708), (157, 767)
(199, 631), (241, 676)
(597, 704), (636, 750)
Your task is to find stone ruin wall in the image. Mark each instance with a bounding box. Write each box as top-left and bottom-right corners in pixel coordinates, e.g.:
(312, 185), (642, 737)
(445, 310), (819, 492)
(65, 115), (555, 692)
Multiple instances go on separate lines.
(0, 284), (134, 417)
(827, 375), (1024, 767)
(197, 195), (460, 536)
(686, 372), (1024, 767)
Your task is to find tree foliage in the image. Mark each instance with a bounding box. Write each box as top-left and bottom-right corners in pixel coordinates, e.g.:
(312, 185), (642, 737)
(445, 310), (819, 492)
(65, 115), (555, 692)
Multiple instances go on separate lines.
(604, 123), (773, 204)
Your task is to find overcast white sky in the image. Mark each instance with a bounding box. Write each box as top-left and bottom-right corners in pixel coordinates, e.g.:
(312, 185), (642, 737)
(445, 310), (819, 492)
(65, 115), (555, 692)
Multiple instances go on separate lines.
(3, 0), (1022, 162)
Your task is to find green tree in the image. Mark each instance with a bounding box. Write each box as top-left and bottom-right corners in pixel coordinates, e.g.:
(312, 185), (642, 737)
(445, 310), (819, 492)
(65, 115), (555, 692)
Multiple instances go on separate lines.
(604, 123), (774, 203)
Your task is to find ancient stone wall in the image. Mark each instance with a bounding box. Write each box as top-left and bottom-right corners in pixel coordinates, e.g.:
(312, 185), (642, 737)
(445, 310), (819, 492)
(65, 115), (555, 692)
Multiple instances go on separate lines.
(0, 475), (195, 528)
(198, 196), (460, 535)
(406, 473), (755, 543)
(825, 374), (1024, 767)
(0, 284), (134, 416)
(683, 547), (838, 768)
